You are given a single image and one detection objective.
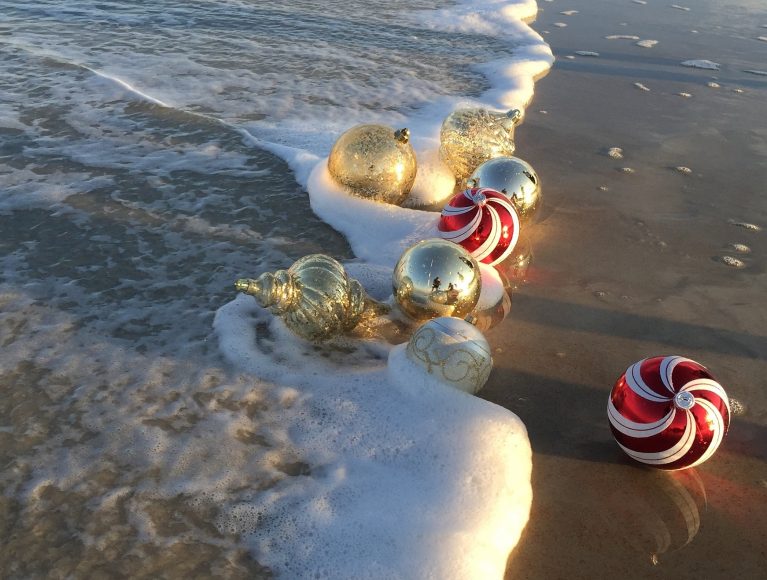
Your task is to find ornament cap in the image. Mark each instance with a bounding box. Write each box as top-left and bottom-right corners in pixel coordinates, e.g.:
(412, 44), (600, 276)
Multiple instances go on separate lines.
(506, 108), (523, 124)
(469, 189), (487, 207)
(394, 127), (410, 144)
(674, 391), (696, 410)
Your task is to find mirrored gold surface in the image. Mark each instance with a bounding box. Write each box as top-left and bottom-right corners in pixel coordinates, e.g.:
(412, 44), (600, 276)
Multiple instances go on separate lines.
(327, 124), (417, 205)
(392, 239), (482, 321)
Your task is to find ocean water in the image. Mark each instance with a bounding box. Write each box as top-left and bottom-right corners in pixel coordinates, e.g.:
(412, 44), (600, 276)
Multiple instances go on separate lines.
(0, 1), (552, 577)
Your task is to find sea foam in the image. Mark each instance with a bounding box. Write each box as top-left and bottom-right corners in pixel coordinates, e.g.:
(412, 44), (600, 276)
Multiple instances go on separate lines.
(214, 0), (552, 576)
(0, 0), (553, 577)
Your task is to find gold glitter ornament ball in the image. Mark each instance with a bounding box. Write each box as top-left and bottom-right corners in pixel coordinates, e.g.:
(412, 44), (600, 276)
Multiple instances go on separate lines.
(406, 316), (493, 394)
(327, 124), (417, 205)
(469, 156), (541, 223)
(392, 239), (482, 322)
(235, 254), (367, 342)
(439, 108), (522, 182)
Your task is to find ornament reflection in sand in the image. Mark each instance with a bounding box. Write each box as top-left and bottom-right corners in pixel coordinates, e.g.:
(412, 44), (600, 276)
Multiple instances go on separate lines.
(599, 469), (707, 566)
(235, 254), (385, 343)
(496, 234), (533, 292)
(328, 124), (417, 205)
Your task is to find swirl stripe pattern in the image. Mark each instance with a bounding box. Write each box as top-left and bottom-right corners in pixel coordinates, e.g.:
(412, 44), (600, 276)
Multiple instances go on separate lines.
(438, 187), (520, 266)
(607, 356), (730, 470)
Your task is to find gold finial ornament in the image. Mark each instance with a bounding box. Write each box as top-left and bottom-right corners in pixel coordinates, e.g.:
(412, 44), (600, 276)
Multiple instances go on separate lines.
(327, 124), (417, 206)
(235, 254), (371, 342)
(468, 156), (541, 223)
(392, 239), (482, 322)
(439, 108), (523, 182)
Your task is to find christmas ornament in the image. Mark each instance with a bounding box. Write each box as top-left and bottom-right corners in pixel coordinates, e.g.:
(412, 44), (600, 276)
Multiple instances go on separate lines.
(406, 317), (492, 394)
(392, 239), (481, 322)
(235, 254), (372, 342)
(608, 356), (730, 470)
(438, 187), (520, 266)
(327, 124), (417, 205)
(468, 156), (541, 223)
(440, 107), (522, 182)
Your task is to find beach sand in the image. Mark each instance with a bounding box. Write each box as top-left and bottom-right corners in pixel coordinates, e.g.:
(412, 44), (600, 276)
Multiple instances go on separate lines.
(488, 0), (767, 577)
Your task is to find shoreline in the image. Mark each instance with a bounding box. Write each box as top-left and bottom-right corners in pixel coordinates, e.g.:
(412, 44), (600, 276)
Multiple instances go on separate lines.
(488, 0), (767, 576)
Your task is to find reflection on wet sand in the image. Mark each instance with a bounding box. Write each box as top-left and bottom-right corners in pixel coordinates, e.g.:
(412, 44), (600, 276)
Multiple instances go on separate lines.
(472, 234), (533, 332)
(598, 469), (707, 566)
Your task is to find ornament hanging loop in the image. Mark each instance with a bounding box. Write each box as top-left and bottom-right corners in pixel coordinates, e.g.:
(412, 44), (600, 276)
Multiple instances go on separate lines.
(394, 128), (410, 144)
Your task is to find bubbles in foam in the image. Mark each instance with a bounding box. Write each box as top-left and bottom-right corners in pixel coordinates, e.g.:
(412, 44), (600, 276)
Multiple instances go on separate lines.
(0, 0), (552, 576)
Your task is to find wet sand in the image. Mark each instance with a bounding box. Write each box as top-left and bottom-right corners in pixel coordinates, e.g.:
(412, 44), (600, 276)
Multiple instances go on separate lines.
(487, 0), (767, 577)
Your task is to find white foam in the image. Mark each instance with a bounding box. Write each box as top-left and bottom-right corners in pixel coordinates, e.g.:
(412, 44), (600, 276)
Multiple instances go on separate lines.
(681, 59), (720, 70)
(214, 1), (550, 575)
(1, 0), (553, 576)
(213, 296), (532, 578)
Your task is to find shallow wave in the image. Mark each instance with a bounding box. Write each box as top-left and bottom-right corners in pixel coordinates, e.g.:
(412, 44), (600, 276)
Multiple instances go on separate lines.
(0, 1), (552, 577)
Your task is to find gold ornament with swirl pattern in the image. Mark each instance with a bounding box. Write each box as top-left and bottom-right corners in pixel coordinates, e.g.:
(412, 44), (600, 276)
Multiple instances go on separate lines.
(405, 316), (493, 394)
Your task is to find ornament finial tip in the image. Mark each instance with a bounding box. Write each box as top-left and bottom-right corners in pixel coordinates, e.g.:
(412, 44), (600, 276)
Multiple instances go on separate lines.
(234, 279), (250, 292)
(507, 108), (523, 124)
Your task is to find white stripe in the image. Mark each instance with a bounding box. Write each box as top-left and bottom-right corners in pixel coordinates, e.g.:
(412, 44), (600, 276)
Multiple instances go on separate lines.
(626, 361), (670, 402)
(660, 356), (692, 394)
(441, 204), (476, 216)
(472, 205), (501, 261)
(608, 398), (676, 437)
(439, 209), (482, 243)
(489, 195), (517, 216)
(619, 409), (695, 465)
(687, 398), (726, 468)
(682, 378), (730, 411)
(487, 197), (520, 266)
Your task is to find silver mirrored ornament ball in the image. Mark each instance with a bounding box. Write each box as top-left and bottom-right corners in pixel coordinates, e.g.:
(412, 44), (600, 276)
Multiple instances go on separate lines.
(406, 316), (493, 394)
(392, 239), (482, 322)
(468, 156), (541, 223)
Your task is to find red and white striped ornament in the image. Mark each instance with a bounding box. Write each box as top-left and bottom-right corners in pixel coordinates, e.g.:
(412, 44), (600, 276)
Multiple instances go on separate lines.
(438, 187), (520, 266)
(608, 356), (730, 470)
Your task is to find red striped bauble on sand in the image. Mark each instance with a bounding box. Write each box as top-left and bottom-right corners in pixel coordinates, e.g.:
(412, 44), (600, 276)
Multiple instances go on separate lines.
(608, 356), (730, 470)
(438, 187), (520, 266)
